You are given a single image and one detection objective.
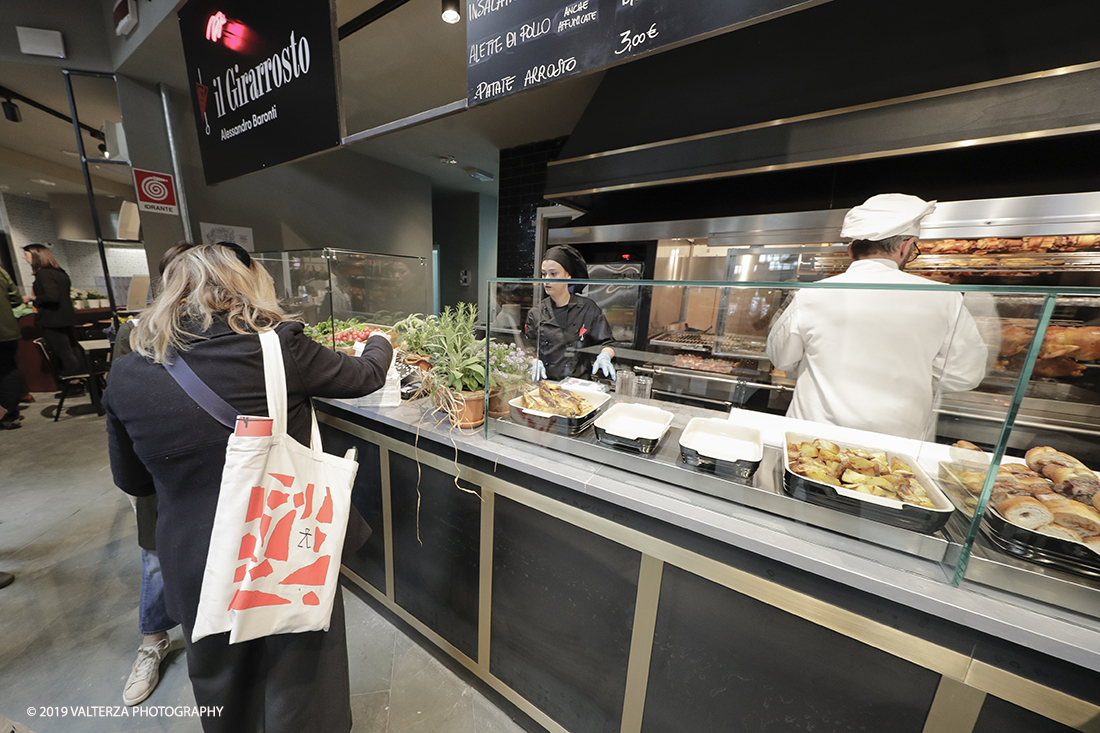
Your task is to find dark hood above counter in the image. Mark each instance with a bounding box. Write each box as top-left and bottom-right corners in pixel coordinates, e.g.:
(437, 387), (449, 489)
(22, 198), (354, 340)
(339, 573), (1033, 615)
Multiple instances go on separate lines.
(544, 0), (1100, 220)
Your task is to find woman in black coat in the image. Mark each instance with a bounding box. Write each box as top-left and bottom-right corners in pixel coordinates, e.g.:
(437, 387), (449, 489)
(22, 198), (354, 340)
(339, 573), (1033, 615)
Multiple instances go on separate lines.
(104, 243), (393, 733)
(21, 243), (82, 375)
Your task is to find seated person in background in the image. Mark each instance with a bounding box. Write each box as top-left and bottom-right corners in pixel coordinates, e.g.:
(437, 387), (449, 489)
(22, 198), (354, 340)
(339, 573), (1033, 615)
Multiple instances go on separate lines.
(766, 193), (988, 440)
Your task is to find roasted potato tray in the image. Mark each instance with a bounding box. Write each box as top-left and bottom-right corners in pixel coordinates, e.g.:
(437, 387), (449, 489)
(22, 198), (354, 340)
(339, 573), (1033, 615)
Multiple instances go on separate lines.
(783, 432), (954, 534)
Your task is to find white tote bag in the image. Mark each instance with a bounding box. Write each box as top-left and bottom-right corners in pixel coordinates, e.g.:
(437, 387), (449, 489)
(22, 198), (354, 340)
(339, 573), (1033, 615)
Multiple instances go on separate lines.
(191, 330), (358, 644)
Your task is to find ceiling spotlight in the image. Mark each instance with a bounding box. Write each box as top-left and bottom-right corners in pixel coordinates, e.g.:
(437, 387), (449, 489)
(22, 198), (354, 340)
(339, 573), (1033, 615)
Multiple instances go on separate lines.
(439, 155), (457, 165)
(2, 99), (20, 123)
(98, 142), (111, 159)
(441, 0), (460, 24)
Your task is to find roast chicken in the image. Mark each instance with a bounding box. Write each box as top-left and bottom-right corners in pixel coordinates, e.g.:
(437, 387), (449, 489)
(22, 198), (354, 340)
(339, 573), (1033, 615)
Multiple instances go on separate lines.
(996, 324), (1100, 378)
(522, 381), (594, 417)
(922, 234), (1100, 255)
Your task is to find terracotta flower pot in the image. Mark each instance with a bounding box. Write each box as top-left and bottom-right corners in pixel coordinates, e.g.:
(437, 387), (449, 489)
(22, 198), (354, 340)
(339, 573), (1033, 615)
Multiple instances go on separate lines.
(449, 389), (485, 429)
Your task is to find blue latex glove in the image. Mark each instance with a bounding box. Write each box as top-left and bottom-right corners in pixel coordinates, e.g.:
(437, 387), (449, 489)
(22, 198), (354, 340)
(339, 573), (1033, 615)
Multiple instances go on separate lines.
(592, 351), (616, 381)
(529, 359), (547, 381)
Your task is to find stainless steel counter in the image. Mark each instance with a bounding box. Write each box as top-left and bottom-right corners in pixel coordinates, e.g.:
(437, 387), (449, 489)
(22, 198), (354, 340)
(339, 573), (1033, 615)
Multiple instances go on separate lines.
(317, 395), (1100, 674)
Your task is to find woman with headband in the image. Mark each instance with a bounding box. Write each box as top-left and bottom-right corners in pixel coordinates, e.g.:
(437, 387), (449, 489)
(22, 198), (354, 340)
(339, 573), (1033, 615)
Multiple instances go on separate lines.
(524, 245), (616, 382)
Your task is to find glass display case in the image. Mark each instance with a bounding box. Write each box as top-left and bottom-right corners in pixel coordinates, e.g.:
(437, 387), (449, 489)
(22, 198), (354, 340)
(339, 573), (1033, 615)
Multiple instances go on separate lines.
(254, 248), (429, 348)
(485, 276), (1100, 621)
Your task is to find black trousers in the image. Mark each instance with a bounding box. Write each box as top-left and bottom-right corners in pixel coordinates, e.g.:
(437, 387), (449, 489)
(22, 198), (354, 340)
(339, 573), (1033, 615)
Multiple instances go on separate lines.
(41, 326), (83, 376)
(181, 584), (353, 733)
(0, 339), (18, 421)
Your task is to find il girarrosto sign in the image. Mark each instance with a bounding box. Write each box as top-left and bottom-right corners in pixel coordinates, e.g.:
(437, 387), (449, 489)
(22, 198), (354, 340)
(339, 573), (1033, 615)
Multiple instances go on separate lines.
(178, 0), (342, 184)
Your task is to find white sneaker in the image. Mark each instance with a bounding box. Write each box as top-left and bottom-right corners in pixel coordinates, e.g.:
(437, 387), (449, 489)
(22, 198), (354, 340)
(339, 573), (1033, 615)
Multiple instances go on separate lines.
(122, 638), (171, 706)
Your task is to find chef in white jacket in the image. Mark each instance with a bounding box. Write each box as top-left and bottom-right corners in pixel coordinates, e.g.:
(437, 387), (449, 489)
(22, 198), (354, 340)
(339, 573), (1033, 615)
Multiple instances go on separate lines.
(766, 193), (988, 440)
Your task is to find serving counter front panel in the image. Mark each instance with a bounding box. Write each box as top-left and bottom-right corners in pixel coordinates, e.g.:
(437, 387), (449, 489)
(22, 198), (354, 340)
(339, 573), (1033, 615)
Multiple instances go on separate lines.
(315, 399), (1097, 733)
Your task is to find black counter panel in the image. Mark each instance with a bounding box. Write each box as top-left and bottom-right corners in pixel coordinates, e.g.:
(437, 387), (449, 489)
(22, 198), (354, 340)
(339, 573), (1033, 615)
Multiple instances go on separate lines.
(388, 452), (481, 661)
(320, 425), (387, 593)
(490, 495), (641, 733)
(641, 564), (941, 733)
(971, 636), (1100, 709)
(973, 695), (1077, 733)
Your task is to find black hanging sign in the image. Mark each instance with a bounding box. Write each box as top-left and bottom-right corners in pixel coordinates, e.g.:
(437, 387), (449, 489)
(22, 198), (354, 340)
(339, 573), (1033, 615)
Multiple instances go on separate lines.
(467, 0), (830, 105)
(178, 0), (343, 184)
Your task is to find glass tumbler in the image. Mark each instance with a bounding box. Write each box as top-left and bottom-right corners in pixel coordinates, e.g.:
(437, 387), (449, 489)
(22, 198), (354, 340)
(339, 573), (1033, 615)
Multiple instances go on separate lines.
(616, 368), (635, 397)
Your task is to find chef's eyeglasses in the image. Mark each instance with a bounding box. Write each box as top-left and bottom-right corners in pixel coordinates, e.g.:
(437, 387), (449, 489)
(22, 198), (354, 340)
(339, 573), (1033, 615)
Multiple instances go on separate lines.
(214, 241), (252, 268)
(906, 240), (922, 263)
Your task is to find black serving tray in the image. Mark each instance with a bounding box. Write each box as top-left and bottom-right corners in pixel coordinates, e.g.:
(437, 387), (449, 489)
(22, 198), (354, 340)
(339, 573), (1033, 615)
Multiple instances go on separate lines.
(938, 461), (1100, 577)
(681, 446), (760, 480)
(507, 387), (610, 436)
(594, 423), (664, 454)
(782, 432), (955, 535)
(984, 511), (1100, 579)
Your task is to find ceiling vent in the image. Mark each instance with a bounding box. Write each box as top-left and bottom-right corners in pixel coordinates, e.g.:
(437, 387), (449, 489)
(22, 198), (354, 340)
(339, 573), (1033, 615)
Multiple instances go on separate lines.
(16, 27), (66, 59)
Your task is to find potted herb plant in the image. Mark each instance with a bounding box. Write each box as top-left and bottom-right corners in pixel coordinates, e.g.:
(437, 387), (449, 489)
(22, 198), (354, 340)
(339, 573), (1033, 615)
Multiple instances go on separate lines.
(422, 303), (487, 428)
(85, 288), (108, 308)
(487, 341), (531, 417)
(392, 312), (438, 373)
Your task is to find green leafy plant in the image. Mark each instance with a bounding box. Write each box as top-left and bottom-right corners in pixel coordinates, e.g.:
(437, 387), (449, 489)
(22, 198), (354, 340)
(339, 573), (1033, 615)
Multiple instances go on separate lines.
(392, 312), (440, 359)
(425, 303), (485, 393)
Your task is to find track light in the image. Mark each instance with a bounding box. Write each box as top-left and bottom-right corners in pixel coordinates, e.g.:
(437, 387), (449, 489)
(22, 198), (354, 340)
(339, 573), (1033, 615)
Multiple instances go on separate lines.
(2, 99), (20, 123)
(98, 142), (110, 159)
(441, 0), (460, 23)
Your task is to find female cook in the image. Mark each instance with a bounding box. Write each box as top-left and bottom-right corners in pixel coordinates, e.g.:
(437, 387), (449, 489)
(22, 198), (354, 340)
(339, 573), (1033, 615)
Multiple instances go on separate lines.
(524, 245), (616, 381)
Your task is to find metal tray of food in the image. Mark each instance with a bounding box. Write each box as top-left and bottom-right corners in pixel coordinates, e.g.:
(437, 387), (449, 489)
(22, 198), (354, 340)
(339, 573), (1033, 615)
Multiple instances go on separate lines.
(984, 508), (1100, 578)
(938, 461), (1100, 577)
(594, 403), (674, 454)
(783, 432), (955, 534)
(649, 331), (714, 352)
(507, 385), (611, 436)
(679, 418), (762, 480)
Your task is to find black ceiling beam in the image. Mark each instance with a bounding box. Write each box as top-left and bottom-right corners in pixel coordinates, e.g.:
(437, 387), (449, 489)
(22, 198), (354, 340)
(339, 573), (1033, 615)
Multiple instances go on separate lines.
(337, 0), (414, 40)
(0, 84), (104, 140)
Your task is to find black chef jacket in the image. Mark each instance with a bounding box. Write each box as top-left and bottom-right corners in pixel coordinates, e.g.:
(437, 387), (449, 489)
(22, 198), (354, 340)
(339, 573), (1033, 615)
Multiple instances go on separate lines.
(524, 294), (613, 380)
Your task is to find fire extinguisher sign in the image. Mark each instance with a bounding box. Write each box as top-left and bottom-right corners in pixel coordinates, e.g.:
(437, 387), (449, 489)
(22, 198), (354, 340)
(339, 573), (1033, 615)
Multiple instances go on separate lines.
(133, 168), (179, 215)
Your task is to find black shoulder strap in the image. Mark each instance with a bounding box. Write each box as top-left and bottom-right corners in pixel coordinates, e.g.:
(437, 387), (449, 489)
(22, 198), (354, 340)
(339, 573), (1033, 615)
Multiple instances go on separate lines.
(162, 350), (238, 429)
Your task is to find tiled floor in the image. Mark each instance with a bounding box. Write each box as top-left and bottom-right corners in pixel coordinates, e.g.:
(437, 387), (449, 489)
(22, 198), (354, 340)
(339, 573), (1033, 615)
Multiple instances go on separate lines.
(0, 392), (526, 733)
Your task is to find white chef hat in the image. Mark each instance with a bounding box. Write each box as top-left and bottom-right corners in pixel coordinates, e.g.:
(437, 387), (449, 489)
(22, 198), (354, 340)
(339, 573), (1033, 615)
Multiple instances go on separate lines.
(840, 193), (937, 241)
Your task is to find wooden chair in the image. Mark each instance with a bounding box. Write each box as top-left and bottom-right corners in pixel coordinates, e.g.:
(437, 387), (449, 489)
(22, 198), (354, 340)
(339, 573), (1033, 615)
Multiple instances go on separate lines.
(33, 338), (108, 421)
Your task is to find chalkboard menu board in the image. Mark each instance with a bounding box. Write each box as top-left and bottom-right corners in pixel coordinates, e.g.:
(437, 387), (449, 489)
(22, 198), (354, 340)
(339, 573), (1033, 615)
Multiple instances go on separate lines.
(467, 0), (829, 105)
(178, 0), (342, 184)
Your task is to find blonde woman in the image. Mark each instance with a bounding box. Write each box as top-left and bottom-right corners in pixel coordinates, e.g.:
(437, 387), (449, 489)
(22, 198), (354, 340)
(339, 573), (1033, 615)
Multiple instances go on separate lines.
(103, 243), (393, 732)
